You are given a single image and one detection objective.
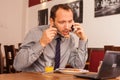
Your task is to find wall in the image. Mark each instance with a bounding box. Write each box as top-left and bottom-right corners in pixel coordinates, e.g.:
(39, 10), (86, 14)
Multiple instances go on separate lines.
(84, 0), (120, 47)
(0, 0), (120, 48)
(0, 0), (27, 48)
(27, 0), (120, 48)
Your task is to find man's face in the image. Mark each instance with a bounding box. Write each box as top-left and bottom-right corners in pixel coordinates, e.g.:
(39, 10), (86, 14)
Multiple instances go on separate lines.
(52, 8), (74, 38)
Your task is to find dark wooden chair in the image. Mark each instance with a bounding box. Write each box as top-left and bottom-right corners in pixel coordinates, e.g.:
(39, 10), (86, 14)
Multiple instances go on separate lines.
(4, 45), (16, 73)
(0, 44), (4, 74)
(104, 45), (113, 53)
(84, 48), (91, 70)
(112, 46), (120, 51)
(104, 45), (120, 52)
(15, 43), (22, 53)
(18, 43), (21, 49)
(88, 48), (104, 72)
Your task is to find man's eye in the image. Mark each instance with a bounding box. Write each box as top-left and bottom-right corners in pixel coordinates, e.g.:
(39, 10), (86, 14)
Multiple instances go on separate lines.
(69, 20), (73, 23)
(59, 22), (65, 24)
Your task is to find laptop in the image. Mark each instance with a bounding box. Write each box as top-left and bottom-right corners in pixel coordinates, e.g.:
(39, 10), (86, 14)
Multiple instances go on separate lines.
(74, 50), (120, 80)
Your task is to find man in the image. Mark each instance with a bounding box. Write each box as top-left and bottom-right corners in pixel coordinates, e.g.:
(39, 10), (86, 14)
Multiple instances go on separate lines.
(13, 4), (88, 72)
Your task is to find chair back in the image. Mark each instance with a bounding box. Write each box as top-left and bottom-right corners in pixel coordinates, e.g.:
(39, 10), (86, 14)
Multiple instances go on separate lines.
(18, 43), (21, 49)
(4, 45), (16, 73)
(104, 45), (113, 53)
(104, 45), (120, 52)
(0, 44), (4, 74)
(112, 46), (120, 51)
(88, 48), (104, 72)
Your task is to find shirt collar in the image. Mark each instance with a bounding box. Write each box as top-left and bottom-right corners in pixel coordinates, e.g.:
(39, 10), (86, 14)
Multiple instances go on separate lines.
(54, 34), (69, 42)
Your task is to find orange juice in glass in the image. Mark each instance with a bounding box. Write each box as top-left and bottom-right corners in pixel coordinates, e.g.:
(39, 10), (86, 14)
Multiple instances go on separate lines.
(45, 62), (54, 73)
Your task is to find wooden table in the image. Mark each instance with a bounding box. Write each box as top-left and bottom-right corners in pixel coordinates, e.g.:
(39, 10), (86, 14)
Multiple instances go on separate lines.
(0, 72), (118, 80)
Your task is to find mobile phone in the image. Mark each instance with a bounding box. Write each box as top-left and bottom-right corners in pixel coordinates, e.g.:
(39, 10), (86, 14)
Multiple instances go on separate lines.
(71, 25), (77, 32)
(71, 25), (74, 32)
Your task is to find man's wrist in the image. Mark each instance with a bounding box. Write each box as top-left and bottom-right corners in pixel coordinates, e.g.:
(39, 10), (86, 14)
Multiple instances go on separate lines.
(40, 39), (46, 47)
(80, 36), (87, 41)
(79, 35), (87, 41)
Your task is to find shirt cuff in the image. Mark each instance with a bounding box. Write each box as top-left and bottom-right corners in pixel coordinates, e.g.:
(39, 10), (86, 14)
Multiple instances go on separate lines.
(78, 39), (88, 49)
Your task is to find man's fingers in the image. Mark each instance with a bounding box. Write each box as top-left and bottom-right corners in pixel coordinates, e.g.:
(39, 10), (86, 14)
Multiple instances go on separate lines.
(74, 23), (84, 31)
(50, 20), (55, 28)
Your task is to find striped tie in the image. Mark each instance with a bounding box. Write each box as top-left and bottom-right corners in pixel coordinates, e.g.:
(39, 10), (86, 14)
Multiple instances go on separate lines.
(54, 37), (61, 70)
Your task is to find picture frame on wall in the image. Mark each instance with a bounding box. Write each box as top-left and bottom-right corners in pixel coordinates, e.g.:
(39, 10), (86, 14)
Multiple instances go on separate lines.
(68, 0), (83, 23)
(38, 8), (48, 25)
(95, 0), (120, 17)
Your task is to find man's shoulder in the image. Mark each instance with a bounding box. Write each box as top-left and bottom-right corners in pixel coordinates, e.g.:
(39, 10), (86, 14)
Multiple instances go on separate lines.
(30, 25), (49, 32)
(37, 25), (49, 30)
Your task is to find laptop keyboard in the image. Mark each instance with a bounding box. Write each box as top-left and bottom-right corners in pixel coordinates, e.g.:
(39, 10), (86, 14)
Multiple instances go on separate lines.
(74, 73), (98, 79)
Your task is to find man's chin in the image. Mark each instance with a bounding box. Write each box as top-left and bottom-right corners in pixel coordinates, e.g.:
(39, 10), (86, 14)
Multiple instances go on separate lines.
(58, 32), (70, 38)
(63, 34), (70, 38)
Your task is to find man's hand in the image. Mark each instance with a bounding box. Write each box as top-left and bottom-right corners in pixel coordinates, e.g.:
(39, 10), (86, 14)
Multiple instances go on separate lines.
(40, 25), (57, 47)
(73, 23), (87, 41)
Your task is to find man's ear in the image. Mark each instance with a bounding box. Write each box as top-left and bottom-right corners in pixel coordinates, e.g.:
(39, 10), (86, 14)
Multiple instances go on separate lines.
(50, 18), (54, 26)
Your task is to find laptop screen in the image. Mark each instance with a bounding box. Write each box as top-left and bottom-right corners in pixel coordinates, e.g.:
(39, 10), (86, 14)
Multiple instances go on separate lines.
(98, 50), (120, 79)
(74, 50), (120, 79)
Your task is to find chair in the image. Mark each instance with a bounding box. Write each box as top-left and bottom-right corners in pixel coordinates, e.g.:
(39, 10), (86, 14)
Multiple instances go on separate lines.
(4, 45), (16, 73)
(104, 45), (120, 52)
(112, 46), (120, 51)
(88, 48), (104, 72)
(104, 45), (113, 53)
(84, 48), (91, 70)
(18, 43), (21, 49)
(15, 43), (22, 53)
(0, 44), (4, 74)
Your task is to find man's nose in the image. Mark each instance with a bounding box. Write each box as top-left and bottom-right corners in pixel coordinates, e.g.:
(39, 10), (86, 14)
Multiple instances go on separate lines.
(65, 23), (71, 29)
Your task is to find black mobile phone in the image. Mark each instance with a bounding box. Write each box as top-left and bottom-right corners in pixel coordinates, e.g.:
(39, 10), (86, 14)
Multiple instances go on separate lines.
(71, 25), (77, 32)
(71, 25), (74, 32)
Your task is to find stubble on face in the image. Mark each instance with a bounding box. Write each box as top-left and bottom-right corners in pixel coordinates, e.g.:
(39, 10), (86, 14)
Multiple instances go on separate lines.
(54, 8), (73, 38)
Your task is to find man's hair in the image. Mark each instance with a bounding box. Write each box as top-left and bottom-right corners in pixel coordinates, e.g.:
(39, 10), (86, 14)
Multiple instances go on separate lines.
(50, 4), (73, 20)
